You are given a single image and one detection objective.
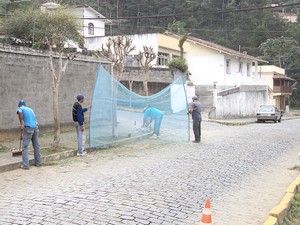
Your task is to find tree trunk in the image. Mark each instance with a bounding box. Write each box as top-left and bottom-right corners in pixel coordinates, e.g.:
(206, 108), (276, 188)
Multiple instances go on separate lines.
(143, 81), (149, 96)
(51, 86), (61, 150)
(48, 44), (64, 150)
(143, 65), (150, 96)
(129, 80), (133, 92)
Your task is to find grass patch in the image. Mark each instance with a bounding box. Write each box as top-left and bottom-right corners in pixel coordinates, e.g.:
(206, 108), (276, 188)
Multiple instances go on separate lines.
(0, 144), (10, 153)
(282, 192), (300, 225)
(39, 146), (74, 156)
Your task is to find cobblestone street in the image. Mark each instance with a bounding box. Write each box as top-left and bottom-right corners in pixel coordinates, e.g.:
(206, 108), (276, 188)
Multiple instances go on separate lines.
(0, 119), (299, 225)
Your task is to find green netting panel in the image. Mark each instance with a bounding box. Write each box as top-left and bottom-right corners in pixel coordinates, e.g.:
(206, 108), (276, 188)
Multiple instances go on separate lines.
(89, 64), (189, 148)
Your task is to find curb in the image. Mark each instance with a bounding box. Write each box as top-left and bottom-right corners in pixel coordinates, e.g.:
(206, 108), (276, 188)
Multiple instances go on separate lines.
(207, 119), (255, 126)
(0, 133), (153, 174)
(263, 175), (300, 225)
(0, 150), (77, 173)
(208, 116), (300, 126)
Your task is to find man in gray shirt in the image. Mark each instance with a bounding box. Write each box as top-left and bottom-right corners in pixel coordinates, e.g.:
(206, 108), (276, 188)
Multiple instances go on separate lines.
(189, 96), (202, 143)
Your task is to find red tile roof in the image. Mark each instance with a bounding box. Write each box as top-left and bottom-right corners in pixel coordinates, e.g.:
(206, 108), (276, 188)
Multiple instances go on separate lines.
(164, 32), (268, 63)
(273, 72), (295, 81)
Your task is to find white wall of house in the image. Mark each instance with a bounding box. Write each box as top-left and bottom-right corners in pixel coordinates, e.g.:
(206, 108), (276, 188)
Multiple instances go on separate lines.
(216, 85), (269, 119)
(85, 33), (159, 61)
(82, 9), (105, 37)
(184, 40), (256, 87)
(187, 55), (224, 86)
(71, 6), (106, 50)
(224, 57), (254, 86)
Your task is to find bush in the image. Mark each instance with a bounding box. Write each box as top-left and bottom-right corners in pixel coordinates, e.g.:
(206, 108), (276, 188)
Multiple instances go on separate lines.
(168, 57), (188, 73)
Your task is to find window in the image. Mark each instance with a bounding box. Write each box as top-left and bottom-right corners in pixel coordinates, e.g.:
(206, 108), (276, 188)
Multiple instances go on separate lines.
(239, 62), (243, 74)
(247, 63), (251, 76)
(157, 52), (169, 66)
(226, 59), (231, 74)
(88, 23), (94, 35)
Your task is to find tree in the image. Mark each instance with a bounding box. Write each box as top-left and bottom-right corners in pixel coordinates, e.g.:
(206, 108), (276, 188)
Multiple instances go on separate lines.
(167, 20), (188, 58)
(167, 20), (189, 79)
(136, 46), (156, 96)
(94, 35), (135, 137)
(96, 35), (135, 81)
(6, 4), (83, 150)
(168, 57), (188, 73)
(258, 36), (300, 108)
(258, 37), (299, 67)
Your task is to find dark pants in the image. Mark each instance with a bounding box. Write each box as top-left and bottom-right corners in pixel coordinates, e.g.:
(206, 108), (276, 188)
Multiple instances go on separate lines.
(193, 119), (201, 141)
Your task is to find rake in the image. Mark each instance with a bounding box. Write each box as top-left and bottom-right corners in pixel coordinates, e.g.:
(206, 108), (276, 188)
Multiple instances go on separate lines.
(12, 130), (23, 157)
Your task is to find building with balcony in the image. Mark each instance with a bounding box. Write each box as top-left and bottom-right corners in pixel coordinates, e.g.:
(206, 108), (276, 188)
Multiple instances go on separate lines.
(258, 65), (295, 112)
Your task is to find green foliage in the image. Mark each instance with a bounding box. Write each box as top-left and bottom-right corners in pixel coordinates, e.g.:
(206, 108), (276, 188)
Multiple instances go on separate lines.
(258, 36), (300, 108)
(282, 192), (300, 225)
(168, 57), (188, 73)
(258, 37), (299, 67)
(6, 4), (83, 50)
(168, 21), (186, 35)
(55, 0), (299, 56)
(3, 0), (300, 57)
(290, 82), (300, 108)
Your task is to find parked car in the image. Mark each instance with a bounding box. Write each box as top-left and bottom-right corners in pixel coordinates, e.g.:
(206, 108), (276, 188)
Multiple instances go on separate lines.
(256, 105), (283, 123)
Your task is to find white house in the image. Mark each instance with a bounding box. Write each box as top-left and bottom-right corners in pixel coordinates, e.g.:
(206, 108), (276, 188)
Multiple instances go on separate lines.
(90, 32), (268, 88)
(41, 3), (112, 50)
(70, 5), (112, 50)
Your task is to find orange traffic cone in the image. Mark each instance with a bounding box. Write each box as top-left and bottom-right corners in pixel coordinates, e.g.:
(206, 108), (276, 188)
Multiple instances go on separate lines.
(200, 199), (212, 224)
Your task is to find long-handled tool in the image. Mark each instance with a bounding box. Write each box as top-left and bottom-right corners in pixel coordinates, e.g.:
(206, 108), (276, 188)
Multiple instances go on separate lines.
(12, 130), (23, 157)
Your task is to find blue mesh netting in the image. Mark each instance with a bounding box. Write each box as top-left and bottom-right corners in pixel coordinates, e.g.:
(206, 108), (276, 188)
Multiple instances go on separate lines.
(89, 65), (189, 148)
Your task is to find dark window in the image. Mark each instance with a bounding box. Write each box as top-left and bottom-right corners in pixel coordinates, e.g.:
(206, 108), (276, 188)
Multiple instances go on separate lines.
(157, 52), (169, 66)
(88, 23), (94, 35)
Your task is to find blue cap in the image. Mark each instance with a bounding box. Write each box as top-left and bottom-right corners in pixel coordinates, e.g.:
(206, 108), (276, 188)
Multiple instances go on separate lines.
(77, 94), (85, 101)
(18, 99), (26, 106)
(192, 96), (198, 100)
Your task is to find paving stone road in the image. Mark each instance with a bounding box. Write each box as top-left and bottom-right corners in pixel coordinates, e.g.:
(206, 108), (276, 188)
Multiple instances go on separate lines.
(0, 119), (299, 225)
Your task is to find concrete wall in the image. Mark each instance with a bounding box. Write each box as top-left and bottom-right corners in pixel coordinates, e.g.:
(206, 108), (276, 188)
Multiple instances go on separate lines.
(0, 44), (180, 140)
(215, 85), (269, 119)
(0, 44), (110, 140)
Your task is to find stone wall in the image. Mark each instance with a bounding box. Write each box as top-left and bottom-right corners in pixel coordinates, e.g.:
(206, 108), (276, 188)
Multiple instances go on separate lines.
(0, 44), (110, 140)
(0, 44), (180, 140)
(121, 67), (184, 95)
(215, 85), (269, 119)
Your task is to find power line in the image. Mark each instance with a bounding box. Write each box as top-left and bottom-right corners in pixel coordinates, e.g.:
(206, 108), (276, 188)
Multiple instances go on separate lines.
(109, 24), (293, 34)
(81, 2), (300, 20)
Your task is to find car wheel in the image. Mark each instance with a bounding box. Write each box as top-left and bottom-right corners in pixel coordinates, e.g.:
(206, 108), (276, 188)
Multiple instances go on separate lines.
(274, 117), (278, 123)
(257, 119), (261, 123)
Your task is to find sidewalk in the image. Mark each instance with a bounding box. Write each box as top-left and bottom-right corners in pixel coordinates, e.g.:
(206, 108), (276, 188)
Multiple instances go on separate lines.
(0, 130), (78, 173)
(208, 111), (300, 126)
(1, 113), (300, 174)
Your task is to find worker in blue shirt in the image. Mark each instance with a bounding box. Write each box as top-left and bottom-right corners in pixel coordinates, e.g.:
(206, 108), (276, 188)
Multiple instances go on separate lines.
(72, 94), (91, 156)
(16, 99), (42, 169)
(143, 107), (164, 137)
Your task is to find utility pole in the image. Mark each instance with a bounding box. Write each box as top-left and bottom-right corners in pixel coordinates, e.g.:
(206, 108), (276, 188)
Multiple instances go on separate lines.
(137, 4), (140, 27)
(116, 0), (119, 17)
